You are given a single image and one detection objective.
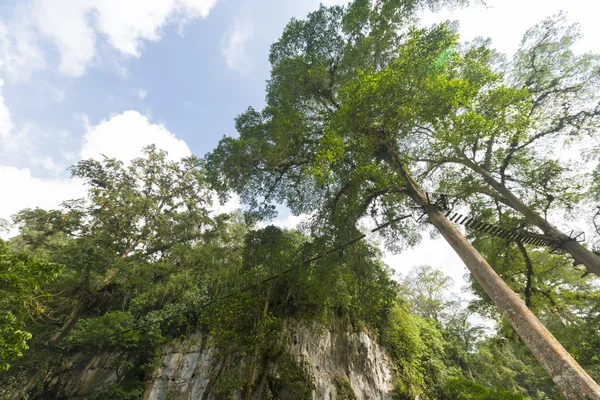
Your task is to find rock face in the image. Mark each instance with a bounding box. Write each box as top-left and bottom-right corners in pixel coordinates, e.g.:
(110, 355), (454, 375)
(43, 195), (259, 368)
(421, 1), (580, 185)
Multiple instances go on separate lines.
(146, 320), (395, 399)
(5, 319), (396, 399)
(144, 335), (221, 400)
(279, 321), (395, 400)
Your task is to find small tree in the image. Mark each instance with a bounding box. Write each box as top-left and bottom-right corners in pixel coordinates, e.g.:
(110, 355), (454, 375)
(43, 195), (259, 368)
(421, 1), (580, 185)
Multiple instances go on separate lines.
(398, 265), (454, 322)
(0, 240), (60, 371)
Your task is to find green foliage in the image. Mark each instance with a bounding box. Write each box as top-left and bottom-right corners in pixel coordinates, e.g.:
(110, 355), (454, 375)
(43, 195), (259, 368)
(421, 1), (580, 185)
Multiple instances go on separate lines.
(381, 304), (451, 399)
(442, 377), (527, 400)
(90, 385), (144, 400)
(0, 240), (61, 371)
(419, 12), (600, 217)
(0, 147), (536, 399)
(398, 265), (454, 322)
(267, 351), (314, 399)
(560, 303), (600, 383)
(207, 4), (473, 250)
(69, 145), (213, 261)
(465, 337), (559, 399)
(591, 166), (600, 248)
(0, 313), (31, 373)
(0, 147), (235, 398)
(65, 311), (162, 351)
(8, 146), (217, 346)
(467, 232), (600, 392)
(3, 5), (599, 400)
(334, 375), (358, 400)
(206, 2), (599, 398)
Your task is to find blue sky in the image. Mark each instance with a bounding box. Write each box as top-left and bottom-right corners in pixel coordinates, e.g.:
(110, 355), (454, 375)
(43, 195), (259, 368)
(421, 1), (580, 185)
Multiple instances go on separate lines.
(0, 0), (339, 176)
(1, 0), (599, 289)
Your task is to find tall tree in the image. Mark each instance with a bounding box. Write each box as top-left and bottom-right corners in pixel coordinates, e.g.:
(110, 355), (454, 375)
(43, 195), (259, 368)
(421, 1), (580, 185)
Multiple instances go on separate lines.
(207, 2), (600, 398)
(591, 161), (600, 249)
(410, 14), (600, 276)
(11, 146), (214, 346)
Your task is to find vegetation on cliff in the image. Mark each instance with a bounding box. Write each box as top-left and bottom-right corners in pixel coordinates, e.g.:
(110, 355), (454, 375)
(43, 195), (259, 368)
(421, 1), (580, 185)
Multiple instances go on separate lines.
(1, 0), (600, 398)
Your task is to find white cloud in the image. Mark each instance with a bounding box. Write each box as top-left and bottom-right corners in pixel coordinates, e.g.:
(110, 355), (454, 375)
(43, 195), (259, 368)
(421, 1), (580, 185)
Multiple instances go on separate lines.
(137, 89), (148, 100)
(34, 156), (64, 172)
(0, 18), (46, 82)
(212, 193), (241, 215)
(32, 0), (97, 78)
(419, 0), (600, 56)
(0, 80), (13, 139)
(0, 0), (218, 80)
(1, 109), (195, 234)
(80, 110), (191, 162)
(0, 82), (34, 157)
(270, 212), (308, 230)
(93, 0), (215, 56)
(221, 16), (254, 73)
(0, 165), (86, 233)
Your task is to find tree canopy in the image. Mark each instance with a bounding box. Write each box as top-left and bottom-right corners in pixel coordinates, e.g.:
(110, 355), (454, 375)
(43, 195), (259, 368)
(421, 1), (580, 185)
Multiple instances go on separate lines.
(1, 1), (600, 399)
(0, 241), (60, 371)
(207, 1), (600, 397)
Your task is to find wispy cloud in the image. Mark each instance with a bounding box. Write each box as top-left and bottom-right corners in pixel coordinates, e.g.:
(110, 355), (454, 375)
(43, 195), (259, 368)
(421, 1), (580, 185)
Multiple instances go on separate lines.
(0, 0), (219, 81)
(0, 81), (34, 157)
(137, 89), (147, 100)
(0, 80), (13, 139)
(221, 16), (254, 73)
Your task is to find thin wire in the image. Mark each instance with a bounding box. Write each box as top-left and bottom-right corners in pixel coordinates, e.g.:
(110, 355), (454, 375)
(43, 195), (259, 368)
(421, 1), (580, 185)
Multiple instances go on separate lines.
(56, 191), (594, 349)
(61, 214), (412, 349)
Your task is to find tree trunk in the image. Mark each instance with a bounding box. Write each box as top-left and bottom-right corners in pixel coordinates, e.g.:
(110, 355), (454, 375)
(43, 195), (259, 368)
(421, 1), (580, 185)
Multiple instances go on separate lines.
(48, 302), (87, 345)
(201, 354), (229, 400)
(473, 163), (600, 276)
(396, 161), (600, 399)
(48, 250), (130, 346)
(516, 241), (534, 308)
(244, 294), (270, 400)
(48, 280), (115, 346)
(18, 303), (89, 398)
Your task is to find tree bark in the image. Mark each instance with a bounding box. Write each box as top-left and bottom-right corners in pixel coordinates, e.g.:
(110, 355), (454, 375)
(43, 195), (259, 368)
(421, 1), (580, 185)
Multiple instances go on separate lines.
(470, 162), (600, 277)
(516, 241), (534, 308)
(244, 294), (270, 400)
(48, 302), (87, 345)
(48, 249), (132, 346)
(393, 157), (600, 399)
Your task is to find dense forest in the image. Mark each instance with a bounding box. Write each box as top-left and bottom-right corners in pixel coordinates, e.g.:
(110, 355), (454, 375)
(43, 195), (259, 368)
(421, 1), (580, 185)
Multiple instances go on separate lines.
(1, 0), (600, 399)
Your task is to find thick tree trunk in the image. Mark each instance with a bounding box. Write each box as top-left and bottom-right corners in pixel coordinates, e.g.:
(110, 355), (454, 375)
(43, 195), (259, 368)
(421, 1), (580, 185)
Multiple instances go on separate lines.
(473, 164), (600, 276)
(395, 161), (600, 399)
(427, 207), (600, 399)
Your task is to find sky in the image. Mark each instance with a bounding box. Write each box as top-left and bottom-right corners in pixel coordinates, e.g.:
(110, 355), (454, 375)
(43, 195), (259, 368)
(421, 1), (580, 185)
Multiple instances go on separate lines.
(1, 0), (599, 295)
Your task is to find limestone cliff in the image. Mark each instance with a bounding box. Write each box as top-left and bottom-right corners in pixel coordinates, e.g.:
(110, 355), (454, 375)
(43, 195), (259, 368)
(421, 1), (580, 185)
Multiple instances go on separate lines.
(2, 319), (396, 399)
